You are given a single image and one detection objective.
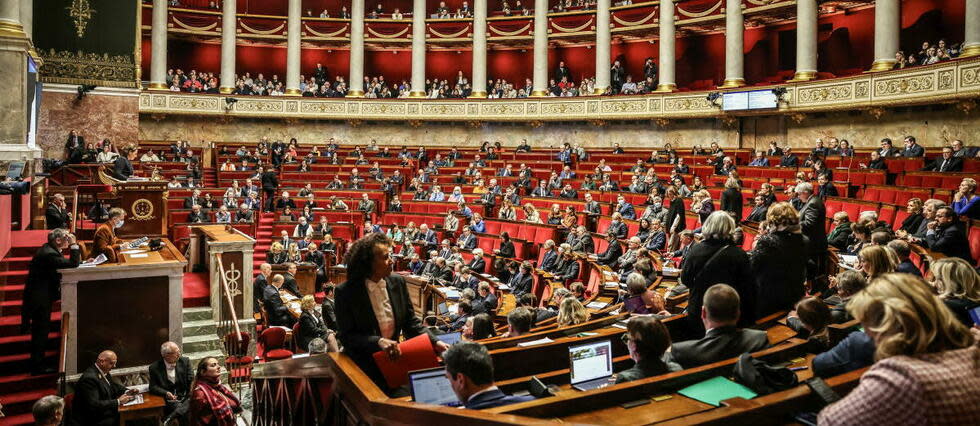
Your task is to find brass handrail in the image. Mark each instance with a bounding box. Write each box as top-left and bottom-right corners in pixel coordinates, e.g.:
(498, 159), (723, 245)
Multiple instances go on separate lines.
(58, 311), (71, 396)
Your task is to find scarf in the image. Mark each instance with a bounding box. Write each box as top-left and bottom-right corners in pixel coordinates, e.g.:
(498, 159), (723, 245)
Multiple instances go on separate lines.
(195, 376), (239, 426)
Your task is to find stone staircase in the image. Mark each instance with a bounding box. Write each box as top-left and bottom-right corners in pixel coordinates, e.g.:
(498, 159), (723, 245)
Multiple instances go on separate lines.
(181, 307), (225, 366)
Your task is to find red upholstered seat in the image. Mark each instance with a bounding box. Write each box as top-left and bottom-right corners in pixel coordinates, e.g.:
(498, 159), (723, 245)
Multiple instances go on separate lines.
(969, 225), (980, 267)
(259, 327), (294, 361)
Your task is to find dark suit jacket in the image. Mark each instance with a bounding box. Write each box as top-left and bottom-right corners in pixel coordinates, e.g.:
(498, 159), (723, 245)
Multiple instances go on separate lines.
(779, 154), (799, 167)
(187, 211), (207, 223)
(458, 233), (477, 250)
(468, 257), (486, 274)
(925, 157), (963, 172)
(667, 326), (769, 369)
(148, 356), (193, 400)
(465, 388), (534, 409)
(926, 224), (973, 262)
(539, 250), (558, 272)
(71, 365), (128, 426)
(335, 274), (433, 390)
(798, 197), (828, 254)
(24, 243), (81, 322)
(664, 198), (686, 232)
(812, 331), (875, 378)
(262, 286), (293, 327)
(297, 310), (328, 352)
(261, 171), (279, 190)
(283, 273), (301, 297)
(560, 259), (580, 281)
(112, 156), (133, 180)
(597, 241), (622, 266)
(46, 204), (70, 230)
(509, 272), (533, 296)
(720, 188), (743, 221)
(473, 293), (498, 314)
(607, 221), (628, 239)
(183, 197), (201, 209)
(321, 297), (338, 330)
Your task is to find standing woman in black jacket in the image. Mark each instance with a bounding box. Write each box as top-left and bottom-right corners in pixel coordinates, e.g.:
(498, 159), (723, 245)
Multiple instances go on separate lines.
(720, 177), (744, 222)
(749, 202), (808, 319)
(663, 187), (687, 250)
(679, 211), (755, 337)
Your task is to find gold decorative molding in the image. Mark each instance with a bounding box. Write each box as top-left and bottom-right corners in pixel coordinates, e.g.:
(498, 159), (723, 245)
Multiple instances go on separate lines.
(39, 49), (138, 88)
(138, 58), (980, 122)
(67, 0), (96, 38)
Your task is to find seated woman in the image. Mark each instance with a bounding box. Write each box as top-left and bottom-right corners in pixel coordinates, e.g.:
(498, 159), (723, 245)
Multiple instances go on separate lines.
(386, 225), (405, 244)
(622, 273), (667, 315)
(280, 207), (297, 222)
(786, 297), (832, 353)
(952, 177), (980, 220)
(523, 203), (542, 224)
(267, 242), (288, 265)
(296, 295), (339, 353)
(561, 206), (578, 229)
(928, 257), (980, 326)
(497, 200), (517, 221)
(818, 273), (980, 424)
(557, 296), (588, 327)
(190, 357), (242, 425)
(463, 313), (496, 341)
(898, 198), (925, 234)
(615, 316), (681, 384)
(546, 204), (563, 225)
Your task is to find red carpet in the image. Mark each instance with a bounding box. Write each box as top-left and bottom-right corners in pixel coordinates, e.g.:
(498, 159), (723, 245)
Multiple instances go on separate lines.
(183, 272), (211, 308)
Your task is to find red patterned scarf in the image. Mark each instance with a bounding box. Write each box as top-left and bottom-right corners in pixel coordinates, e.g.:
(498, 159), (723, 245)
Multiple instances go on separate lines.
(195, 377), (240, 426)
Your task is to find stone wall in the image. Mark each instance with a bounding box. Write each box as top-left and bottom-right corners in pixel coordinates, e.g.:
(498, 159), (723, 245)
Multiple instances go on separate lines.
(38, 86), (140, 159)
(136, 104), (980, 153)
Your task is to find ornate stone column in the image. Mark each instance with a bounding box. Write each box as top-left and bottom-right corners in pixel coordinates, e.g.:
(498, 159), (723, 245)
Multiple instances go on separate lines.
(18, 0), (30, 41)
(962, 0), (980, 57)
(0, 0), (39, 161)
(657, 0), (676, 91)
(469, 0), (488, 98)
(285, 0), (301, 95)
(0, 0), (23, 37)
(409, 0), (427, 97)
(347, 0), (366, 97)
(219, 0), (237, 93)
(148, 0), (169, 90)
(721, 0), (744, 88)
(792, 0), (817, 81)
(593, 0), (611, 94)
(530, 0), (549, 97)
(869, 0), (899, 72)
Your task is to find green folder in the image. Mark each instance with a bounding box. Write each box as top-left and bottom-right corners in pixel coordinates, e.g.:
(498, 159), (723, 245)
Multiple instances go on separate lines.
(678, 376), (758, 407)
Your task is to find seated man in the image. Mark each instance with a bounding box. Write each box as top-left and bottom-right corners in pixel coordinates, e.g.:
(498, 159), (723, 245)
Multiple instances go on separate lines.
(443, 342), (535, 409)
(504, 307), (534, 338)
(666, 284), (769, 369)
(263, 274), (294, 327)
(925, 206), (973, 262)
(72, 350), (136, 425)
(148, 341), (193, 423)
(471, 282), (498, 315)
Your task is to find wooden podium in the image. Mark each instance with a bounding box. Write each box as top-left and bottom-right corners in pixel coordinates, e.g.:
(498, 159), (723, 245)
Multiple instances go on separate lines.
(95, 168), (169, 238)
(59, 239), (187, 376)
(187, 225), (257, 325)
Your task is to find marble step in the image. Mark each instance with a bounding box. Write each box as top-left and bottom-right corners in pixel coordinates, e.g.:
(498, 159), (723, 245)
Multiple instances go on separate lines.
(182, 333), (222, 354)
(182, 319), (217, 338)
(183, 307), (213, 322)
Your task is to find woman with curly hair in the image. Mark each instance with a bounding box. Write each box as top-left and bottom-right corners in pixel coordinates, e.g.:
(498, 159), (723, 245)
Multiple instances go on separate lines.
(749, 202), (807, 318)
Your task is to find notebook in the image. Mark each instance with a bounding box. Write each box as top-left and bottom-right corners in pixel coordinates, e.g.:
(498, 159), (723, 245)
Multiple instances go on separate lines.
(678, 376), (758, 406)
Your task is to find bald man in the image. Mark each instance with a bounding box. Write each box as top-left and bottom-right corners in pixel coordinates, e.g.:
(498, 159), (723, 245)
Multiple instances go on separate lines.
(148, 341), (193, 423)
(72, 350), (136, 425)
(254, 263), (273, 313)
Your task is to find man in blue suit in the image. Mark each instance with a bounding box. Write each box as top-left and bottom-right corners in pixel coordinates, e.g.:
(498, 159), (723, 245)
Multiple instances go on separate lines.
(444, 342), (535, 409)
(616, 195), (636, 219)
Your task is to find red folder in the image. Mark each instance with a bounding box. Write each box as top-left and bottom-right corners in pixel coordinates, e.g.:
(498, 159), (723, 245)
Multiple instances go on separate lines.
(372, 334), (440, 389)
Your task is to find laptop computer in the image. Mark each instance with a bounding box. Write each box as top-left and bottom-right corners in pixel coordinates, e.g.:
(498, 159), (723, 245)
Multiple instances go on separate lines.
(408, 367), (462, 407)
(435, 331), (462, 346)
(568, 339), (614, 391)
(437, 302), (449, 315)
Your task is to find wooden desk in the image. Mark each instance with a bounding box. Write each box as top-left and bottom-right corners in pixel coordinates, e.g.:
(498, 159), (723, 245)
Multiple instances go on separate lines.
(119, 393), (165, 426)
(272, 263), (317, 296)
(60, 239), (187, 375)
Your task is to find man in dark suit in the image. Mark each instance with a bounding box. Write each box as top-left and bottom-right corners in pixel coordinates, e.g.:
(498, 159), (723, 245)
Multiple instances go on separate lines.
(539, 240), (559, 272)
(321, 284), (338, 330)
(416, 224), (438, 252)
(508, 262), (533, 296)
(183, 189), (203, 209)
(261, 166), (279, 212)
(457, 227), (477, 250)
(23, 229), (81, 375)
(148, 342), (194, 423)
(65, 130), (84, 160)
(901, 136), (925, 157)
(335, 234), (449, 393)
(45, 193), (71, 230)
(263, 274), (294, 327)
(71, 350), (135, 425)
(472, 282), (498, 315)
(467, 249), (487, 274)
(282, 262), (302, 297)
(797, 182), (828, 283)
(816, 175), (838, 198)
(778, 148), (799, 167)
(555, 61), (571, 82)
(187, 204), (207, 223)
(666, 284), (769, 369)
(558, 250), (581, 282)
(112, 149), (135, 180)
(444, 342), (534, 409)
(253, 263), (271, 313)
(571, 226), (594, 254)
(878, 138), (900, 157)
(925, 207), (973, 262)
(923, 147), (963, 172)
(607, 214), (629, 238)
(596, 233), (622, 266)
(583, 193), (602, 215)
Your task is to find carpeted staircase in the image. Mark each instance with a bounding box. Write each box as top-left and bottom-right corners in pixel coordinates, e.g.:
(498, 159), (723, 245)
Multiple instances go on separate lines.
(0, 231), (63, 425)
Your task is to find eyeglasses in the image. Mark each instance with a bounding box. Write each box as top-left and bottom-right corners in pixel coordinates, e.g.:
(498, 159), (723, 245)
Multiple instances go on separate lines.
(621, 334), (632, 343)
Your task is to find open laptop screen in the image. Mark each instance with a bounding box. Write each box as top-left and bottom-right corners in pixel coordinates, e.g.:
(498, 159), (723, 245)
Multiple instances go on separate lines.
(408, 367), (461, 407)
(568, 339), (613, 385)
(436, 331), (462, 346)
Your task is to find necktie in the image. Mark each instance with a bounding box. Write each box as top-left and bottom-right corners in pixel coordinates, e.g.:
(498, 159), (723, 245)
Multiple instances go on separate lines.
(940, 159), (948, 172)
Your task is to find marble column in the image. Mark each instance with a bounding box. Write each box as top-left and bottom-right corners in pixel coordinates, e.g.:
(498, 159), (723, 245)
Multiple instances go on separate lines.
(469, 0), (488, 98)
(347, 0), (366, 97)
(869, 0), (899, 72)
(593, 0), (611, 94)
(218, 0), (237, 93)
(285, 0), (301, 95)
(657, 0), (676, 91)
(409, 0), (427, 97)
(148, 0), (169, 90)
(18, 0), (30, 41)
(792, 0), (817, 81)
(0, 0), (37, 161)
(721, 0), (744, 88)
(962, 0), (980, 57)
(530, 0), (549, 97)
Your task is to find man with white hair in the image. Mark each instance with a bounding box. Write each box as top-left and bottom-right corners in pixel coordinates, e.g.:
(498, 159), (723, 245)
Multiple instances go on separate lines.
(796, 182), (828, 285)
(32, 395), (65, 426)
(148, 341), (193, 423)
